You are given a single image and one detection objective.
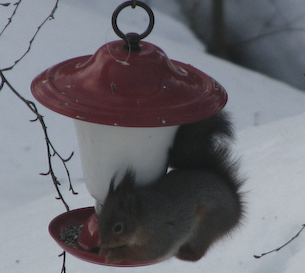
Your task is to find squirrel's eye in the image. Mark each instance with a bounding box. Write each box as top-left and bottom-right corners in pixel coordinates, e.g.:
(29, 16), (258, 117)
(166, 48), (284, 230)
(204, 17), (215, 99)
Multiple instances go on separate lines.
(113, 223), (123, 234)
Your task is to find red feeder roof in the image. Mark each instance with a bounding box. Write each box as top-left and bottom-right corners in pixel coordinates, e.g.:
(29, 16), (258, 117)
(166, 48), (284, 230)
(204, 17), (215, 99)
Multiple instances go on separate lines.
(31, 40), (227, 127)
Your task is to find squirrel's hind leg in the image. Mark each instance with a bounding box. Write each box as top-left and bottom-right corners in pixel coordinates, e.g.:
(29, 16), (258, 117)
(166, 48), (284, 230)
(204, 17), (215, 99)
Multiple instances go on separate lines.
(177, 199), (242, 262)
(175, 243), (207, 261)
(175, 206), (211, 261)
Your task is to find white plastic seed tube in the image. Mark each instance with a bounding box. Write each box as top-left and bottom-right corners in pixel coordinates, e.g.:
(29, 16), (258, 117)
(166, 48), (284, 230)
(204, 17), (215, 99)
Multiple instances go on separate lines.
(74, 119), (179, 204)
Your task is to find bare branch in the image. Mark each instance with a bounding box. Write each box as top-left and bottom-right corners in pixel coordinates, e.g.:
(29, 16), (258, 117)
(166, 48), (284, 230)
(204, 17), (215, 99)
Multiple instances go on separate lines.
(1, 0), (59, 71)
(0, 0), (22, 37)
(231, 27), (305, 47)
(47, 141), (78, 194)
(231, 1), (305, 48)
(59, 251), (67, 273)
(0, 2), (75, 271)
(0, 70), (77, 211)
(254, 224), (305, 259)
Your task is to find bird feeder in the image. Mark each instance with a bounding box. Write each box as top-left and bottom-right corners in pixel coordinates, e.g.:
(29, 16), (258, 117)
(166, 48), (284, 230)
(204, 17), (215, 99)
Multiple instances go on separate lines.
(31, 1), (227, 267)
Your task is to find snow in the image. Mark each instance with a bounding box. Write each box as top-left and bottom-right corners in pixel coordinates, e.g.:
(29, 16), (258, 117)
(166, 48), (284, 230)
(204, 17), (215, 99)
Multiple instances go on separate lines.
(176, 0), (305, 91)
(0, 1), (305, 272)
(224, 0), (305, 91)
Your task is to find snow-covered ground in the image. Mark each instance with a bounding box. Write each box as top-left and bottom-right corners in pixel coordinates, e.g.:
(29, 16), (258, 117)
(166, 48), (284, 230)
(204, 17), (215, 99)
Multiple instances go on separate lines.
(0, 1), (305, 272)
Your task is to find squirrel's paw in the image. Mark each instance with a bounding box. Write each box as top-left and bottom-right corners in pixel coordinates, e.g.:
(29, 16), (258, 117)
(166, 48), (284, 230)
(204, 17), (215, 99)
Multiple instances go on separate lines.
(98, 247), (108, 256)
(175, 244), (204, 262)
(99, 247), (123, 264)
(105, 249), (125, 264)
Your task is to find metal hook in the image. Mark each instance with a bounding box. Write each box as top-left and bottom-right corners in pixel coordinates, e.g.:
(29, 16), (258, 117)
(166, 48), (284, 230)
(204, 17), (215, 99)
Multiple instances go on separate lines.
(112, 1), (155, 51)
(132, 0), (136, 8)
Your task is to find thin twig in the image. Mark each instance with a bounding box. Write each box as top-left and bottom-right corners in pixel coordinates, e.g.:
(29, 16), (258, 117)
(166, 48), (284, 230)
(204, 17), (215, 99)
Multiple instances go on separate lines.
(48, 141), (77, 194)
(254, 224), (305, 259)
(231, 27), (305, 47)
(0, 0), (22, 37)
(1, 0), (59, 71)
(0, 3), (11, 7)
(0, 70), (77, 211)
(59, 251), (66, 273)
(0, 2), (73, 271)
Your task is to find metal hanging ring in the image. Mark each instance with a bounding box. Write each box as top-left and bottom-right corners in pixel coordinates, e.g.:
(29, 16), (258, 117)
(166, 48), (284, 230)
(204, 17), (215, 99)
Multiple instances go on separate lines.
(112, 1), (155, 41)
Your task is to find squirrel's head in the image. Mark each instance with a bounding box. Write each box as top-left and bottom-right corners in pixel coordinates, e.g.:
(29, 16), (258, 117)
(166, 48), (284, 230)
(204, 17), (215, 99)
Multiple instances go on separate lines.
(98, 170), (142, 251)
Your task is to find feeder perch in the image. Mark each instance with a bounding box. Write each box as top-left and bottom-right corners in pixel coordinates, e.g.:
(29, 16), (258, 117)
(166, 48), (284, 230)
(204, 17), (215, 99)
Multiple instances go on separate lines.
(31, 1), (227, 266)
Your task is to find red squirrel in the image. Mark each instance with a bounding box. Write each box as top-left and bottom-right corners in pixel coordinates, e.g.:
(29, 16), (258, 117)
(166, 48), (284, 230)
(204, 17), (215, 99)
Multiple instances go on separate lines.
(98, 111), (244, 264)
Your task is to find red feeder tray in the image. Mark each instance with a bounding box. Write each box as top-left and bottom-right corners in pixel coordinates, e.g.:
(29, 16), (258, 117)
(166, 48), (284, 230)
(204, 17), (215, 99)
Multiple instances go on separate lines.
(49, 207), (158, 267)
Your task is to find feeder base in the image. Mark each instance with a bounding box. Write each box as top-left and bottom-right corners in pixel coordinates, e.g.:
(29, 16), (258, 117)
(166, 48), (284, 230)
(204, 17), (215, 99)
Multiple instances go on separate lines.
(49, 207), (158, 267)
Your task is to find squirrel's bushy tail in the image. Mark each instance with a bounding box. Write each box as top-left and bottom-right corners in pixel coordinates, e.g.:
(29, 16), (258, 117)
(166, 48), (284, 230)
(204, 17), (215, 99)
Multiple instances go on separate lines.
(168, 111), (243, 198)
(169, 112), (245, 261)
(169, 112), (234, 169)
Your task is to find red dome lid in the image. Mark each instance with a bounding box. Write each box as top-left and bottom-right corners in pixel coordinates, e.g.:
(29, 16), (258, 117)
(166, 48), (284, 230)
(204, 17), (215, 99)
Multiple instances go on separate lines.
(31, 40), (227, 127)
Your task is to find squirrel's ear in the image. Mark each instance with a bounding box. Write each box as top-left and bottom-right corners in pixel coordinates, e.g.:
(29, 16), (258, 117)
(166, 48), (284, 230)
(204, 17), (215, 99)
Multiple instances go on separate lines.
(117, 169), (136, 193)
(122, 169), (136, 188)
(108, 169), (136, 196)
(108, 174), (117, 195)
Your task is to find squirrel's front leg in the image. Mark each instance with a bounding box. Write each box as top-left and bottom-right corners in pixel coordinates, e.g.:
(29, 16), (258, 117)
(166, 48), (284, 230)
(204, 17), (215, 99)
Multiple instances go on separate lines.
(105, 248), (125, 264)
(102, 246), (136, 264)
(99, 247), (124, 264)
(104, 245), (150, 264)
